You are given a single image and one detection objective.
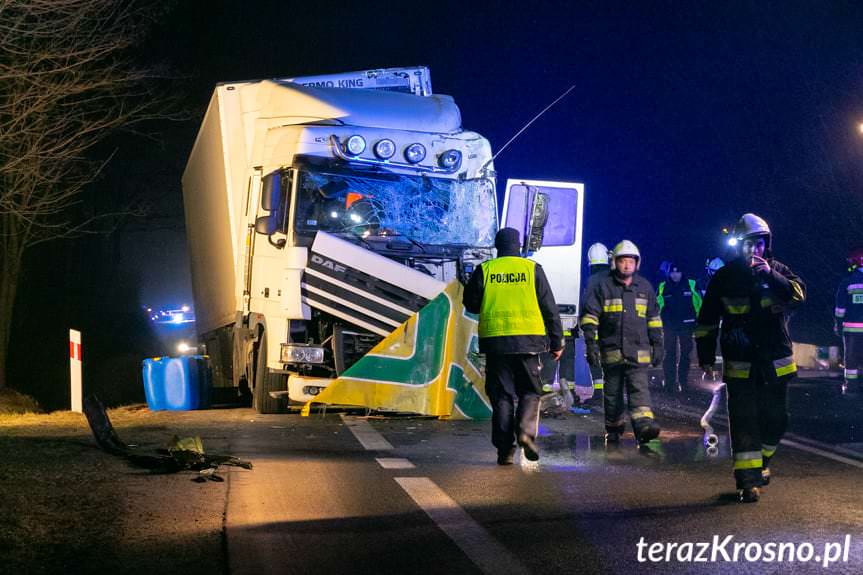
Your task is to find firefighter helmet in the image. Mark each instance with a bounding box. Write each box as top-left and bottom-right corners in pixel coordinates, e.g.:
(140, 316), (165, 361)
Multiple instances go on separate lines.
(705, 256), (725, 275)
(612, 240), (641, 268)
(587, 242), (610, 266)
(733, 213), (771, 243)
(848, 248), (863, 270)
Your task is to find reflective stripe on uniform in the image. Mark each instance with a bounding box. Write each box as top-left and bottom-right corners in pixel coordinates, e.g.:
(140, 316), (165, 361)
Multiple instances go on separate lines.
(580, 313), (599, 327)
(648, 316), (663, 329)
(637, 349), (651, 364)
(693, 323), (718, 338)
(631, 406), (654, 420)
(602, 349), (623, 364)
(635, 297), (648, 317)
(725, 360), (751, 379)
(760, 297), (774, 308)
(835, 307), (846, 318)
(761, 444), (778, 459)
(721, 296), (750, 314)
(773, 356), (797, 377)
(846, 283), (863, 293)
(602, 298), (623, 313)
(733, 450), (763, 470)
(593, 379), (604, 389)
(846, 368), (859, 380)
(789, 279), (805, 303)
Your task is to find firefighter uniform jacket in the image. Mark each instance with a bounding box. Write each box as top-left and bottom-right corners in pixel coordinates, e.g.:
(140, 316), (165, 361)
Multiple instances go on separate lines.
(579, 271), (664, 366)
(657, 278), (702, 331)
(695, 258), (805, 375)
(463, 257), (564, 355)
(834, 268), (863, 333)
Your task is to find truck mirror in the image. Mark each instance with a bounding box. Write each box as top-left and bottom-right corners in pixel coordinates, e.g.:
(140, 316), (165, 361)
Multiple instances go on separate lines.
(261, 172), (282, 212)
(525, 192), (549, 253)
(255, 215), (278, 235)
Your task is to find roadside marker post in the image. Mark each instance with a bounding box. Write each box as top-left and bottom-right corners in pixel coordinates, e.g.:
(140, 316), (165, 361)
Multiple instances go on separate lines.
(69, 329), (82, 413)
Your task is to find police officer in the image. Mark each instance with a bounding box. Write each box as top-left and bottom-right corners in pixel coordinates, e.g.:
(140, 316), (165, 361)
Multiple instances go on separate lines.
(695, 213), (805, 503)
(463, 227), (564, 464)
(835, 248), (863, 391)
(579, 240), (663, 444)
(657, 263), (702, 392)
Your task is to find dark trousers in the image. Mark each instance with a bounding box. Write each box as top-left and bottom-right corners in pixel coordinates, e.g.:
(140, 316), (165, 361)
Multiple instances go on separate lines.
(485, 354), (543, 452)
(663, 328), (694, 390)
(602, 364), (656, 436)
(725, 364), (790, 489)
(844, 333), (863, 383)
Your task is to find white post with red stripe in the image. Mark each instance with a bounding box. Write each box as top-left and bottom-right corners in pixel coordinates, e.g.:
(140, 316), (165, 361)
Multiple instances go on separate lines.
(69, 329), (82, 413)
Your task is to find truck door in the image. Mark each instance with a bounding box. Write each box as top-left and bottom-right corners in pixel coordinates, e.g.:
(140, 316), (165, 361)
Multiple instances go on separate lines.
(501, 179), (584, 326)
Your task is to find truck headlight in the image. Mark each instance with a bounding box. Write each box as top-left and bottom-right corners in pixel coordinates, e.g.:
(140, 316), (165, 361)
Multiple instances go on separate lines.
(404, 143), (426, 164)
(438, 149), (462, 170)
(280, 344), (325, 364)
(345, 135), (366, 156)
(373, 139), (396, 159)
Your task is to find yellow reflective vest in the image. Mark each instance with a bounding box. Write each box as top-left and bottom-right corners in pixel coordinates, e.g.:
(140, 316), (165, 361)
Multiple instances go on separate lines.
(479, 257), (546, 338)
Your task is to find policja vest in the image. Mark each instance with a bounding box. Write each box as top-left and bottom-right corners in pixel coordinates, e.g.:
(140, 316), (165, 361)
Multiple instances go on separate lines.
(479, 257), (546, 339)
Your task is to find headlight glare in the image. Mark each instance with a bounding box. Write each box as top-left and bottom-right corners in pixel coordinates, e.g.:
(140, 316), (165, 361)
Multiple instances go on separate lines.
(280, 344), (325, 364)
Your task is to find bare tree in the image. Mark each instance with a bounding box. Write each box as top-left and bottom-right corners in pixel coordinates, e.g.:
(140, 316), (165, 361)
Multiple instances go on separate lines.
(0, 0), (175, 389)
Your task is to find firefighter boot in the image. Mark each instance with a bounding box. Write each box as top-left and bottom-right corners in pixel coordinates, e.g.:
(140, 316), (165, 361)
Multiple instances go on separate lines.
(738, 486), (761, 503)
(636, 420), (661, 444)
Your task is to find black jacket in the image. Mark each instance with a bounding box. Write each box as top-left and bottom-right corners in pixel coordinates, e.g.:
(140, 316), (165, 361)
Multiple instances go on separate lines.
(462, 259), (564, 354)
(695, 257), (805, 367)
(658, 277), (699, 331)
(579, 271), (664, 366)
(834, 269), (863, 330)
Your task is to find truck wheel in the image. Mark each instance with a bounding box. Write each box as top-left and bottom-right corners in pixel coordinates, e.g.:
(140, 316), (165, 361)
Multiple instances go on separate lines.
(253, 331), (287, 414)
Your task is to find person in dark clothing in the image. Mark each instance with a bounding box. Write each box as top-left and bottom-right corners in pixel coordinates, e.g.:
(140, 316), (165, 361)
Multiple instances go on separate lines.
(463, 227), (564, 464)
(695, 213), (805, 503)
(657, 263), (702, 392)
(835, 248), (863, 392)
(579, 240), (663, 445)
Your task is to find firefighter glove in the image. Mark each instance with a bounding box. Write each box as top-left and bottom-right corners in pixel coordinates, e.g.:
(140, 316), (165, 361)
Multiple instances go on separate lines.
(586, 346), (602, 367)
(650, 345), (664, 367)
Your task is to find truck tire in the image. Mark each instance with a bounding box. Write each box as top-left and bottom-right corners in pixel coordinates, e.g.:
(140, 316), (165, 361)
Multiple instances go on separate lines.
(253, 331), (287, 414)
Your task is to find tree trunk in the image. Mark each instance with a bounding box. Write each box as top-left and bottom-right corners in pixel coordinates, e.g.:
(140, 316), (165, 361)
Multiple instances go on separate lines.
(0, 211), (24, 390)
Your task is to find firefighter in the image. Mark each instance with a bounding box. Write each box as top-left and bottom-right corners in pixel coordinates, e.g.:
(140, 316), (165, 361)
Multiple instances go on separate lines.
(463, 227), (564, 465)
(582, 243), (612, 396)
(695, 213), (805, 503)
(657, 263), (702, 392)
(579, 240), (663, 444)
(696, 256), (725, 296)
(834, 247), (863, 391)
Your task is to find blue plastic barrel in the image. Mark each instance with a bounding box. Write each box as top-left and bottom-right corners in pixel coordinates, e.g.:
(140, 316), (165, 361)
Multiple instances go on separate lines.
(142, 355), (211, 410)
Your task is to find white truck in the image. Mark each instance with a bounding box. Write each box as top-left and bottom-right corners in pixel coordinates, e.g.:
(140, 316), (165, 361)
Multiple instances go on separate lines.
(182, 67), (584, 413)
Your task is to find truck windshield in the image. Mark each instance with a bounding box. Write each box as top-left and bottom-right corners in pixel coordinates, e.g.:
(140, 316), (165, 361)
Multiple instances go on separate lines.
(295, 169), (496, 247)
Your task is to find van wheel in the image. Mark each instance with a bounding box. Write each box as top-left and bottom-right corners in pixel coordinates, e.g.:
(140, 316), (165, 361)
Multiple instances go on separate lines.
(253, 331), (287, 414)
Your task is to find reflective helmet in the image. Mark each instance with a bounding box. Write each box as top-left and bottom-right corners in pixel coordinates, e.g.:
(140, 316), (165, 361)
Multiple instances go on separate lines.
(587, 242), (610, 266)
(848, 247), (863, 270)
(612, 240), (641, 268)
(705, 256), (725, 275)
(732, 213), (771, 245)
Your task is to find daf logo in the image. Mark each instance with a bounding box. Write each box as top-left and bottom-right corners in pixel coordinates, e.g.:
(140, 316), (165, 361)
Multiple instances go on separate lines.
(311, 254), (347, 273)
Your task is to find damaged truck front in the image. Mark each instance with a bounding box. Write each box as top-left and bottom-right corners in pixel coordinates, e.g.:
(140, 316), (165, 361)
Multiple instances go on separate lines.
(182, 67), (499, 413)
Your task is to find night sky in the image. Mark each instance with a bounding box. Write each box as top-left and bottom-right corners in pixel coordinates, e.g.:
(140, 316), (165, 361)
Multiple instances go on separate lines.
(14, 1), (863, 404)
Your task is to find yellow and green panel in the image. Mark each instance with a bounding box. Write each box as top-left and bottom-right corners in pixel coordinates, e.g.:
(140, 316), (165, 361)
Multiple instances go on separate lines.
(303, 281), (492, 419)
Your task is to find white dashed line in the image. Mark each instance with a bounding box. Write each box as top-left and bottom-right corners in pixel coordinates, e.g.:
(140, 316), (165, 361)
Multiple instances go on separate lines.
(375, 457), (416, 469)
(395, 477), (531, 575)
(340, 414), (394, 451)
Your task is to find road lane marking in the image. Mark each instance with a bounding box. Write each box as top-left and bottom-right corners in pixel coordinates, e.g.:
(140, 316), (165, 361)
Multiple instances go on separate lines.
(340, 414), (394, 450)
(395, 477), (530, 575)
(662, 403), (863, 468)
(376, 457), (416, 469)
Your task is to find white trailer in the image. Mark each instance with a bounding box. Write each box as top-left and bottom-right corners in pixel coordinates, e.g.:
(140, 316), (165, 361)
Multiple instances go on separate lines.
(182, 67), (584, 413)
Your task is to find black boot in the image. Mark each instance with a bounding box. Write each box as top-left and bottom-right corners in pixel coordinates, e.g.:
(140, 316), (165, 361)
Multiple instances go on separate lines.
(497, 446), (515, 466)
(517, 434), (539, 461)
(738, 486), (761, 503)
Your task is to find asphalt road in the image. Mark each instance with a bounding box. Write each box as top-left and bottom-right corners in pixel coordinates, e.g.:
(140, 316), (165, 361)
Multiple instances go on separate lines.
(221, 382), (863, 575)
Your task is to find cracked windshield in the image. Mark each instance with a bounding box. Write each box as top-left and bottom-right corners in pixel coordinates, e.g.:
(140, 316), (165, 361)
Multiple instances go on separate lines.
(295, 169), (497, 247)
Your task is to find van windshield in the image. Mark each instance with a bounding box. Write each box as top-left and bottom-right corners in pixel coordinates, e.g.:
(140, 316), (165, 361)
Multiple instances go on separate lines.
(294, 168), (497, 247)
